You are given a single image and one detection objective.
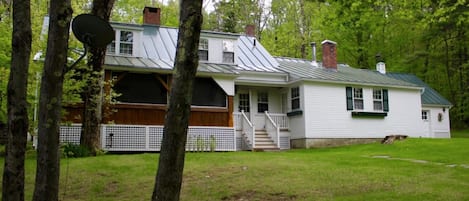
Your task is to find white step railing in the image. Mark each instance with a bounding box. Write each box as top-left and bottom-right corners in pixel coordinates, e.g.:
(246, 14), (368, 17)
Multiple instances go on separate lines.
(240, 110), (255, 149)
(268, 113), (289, 129)
(265, 111), (280, 148)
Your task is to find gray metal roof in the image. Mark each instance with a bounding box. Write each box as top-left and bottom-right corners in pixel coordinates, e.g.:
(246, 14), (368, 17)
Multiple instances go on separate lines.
(109, 24), (280, 74)
(386, 73), (452, 106)
(104, 55), (238, 75)
(275, 57), (419, 88)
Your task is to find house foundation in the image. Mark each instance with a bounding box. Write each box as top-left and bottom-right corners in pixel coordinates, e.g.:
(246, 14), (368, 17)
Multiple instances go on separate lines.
(291, 138), (381, 148)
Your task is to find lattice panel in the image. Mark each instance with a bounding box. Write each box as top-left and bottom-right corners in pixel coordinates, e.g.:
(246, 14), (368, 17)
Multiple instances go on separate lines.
(186, 127), (236, 151)
(148, 126), (164, 150)
(60, 125), (81, 145)
(280, 136), (290, 150)
(103, 126), (146, 151)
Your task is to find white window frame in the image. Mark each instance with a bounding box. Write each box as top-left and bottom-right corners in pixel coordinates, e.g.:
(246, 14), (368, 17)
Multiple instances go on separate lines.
(422, 110), (429, 121)
(222, 40), (235, 63)
(107, 30), (134, 56)
(291, 87), (300, 110)
(257, 92), (268, 113)
(238, 93), (250, 112)
(353, 88), (364, 110)
(373, 89), (383, 111)
(198, 38), (209, 61)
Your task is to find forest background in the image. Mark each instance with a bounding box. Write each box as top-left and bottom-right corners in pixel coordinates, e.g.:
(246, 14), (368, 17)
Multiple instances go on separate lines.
(0, 0), (468, 129)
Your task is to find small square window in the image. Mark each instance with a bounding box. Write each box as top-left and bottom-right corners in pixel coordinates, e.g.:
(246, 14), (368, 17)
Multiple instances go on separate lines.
(199, 38), (209, 61)
(422, 111), (428, 120)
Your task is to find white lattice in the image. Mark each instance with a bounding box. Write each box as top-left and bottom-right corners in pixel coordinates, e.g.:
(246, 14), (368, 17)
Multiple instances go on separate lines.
(59, 125), (81, 145)
(103, 125), (147, 151)
(60, 124), (238, 152)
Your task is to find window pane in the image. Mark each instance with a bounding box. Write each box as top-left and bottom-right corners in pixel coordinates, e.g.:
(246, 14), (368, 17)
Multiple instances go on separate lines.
(373, 101), (383, 111)
(223, 40), (234, 52)
(257, 92), (268, 113)
(354, 99), (363, 110)
(239, 93), (250, 112)
(199, 38), (208, 50)
(120, 43), (133, 55)
(199, 50), (208, 61)
(107, 41), (115, 54)
(291, 87), (300, 110)
(223, 52), (234, 63)
(119, 31), (133, 55)
(120, 31), (133, 42)
(292, 99), (300, 110)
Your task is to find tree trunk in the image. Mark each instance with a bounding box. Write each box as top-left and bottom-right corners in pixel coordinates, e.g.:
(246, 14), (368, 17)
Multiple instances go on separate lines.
(1, 0), (31, 200)
(32, 1), (72, 201)
(152, 1), (203, 200)
(80, 0), (115, 155)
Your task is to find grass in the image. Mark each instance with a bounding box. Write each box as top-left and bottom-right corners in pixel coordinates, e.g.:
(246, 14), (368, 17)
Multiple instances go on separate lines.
(1, 138), (469, 201)
(451, 129), (469, 138)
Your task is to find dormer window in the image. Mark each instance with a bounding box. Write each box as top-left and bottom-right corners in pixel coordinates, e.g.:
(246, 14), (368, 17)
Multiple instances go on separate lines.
(223, 40), (234, 63)
(119, 31), (133, 55)
(107, 30), (134, 56)
(198, 38), (208, 61)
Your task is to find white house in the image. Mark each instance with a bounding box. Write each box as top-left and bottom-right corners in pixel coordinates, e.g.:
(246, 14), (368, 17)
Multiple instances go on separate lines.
(60, 7), (451, 151)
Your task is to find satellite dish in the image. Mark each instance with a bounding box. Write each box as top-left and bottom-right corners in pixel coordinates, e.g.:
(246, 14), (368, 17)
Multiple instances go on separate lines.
(72, 14), (114, 48)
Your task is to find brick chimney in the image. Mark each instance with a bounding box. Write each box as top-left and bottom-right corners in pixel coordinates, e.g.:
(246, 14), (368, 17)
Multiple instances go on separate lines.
(245, 24), (255, 37)
(322, 40), (337, 71)
(143, 7), (161, 25)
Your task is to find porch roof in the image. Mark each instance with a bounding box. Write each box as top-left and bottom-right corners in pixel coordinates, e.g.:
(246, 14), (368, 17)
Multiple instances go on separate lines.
(275, 57), (419, 88)
(104, 55), (239, 75)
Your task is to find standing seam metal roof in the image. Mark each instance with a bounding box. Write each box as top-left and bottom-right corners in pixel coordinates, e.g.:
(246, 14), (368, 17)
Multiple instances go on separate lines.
(109, 24), (280, 74)
(385, 73), (452, 106)
(275, 57), (419, 88)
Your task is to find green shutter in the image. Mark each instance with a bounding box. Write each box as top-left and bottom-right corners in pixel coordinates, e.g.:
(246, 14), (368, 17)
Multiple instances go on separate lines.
(346, 87), (353, 110)
(383, 89), (389, 112)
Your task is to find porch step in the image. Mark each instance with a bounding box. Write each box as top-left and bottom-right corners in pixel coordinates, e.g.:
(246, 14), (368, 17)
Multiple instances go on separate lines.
(253, 130), (279, 151)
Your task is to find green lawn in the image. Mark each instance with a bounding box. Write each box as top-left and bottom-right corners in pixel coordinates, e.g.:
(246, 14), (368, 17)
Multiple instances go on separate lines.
(451, 129), (469, 138)
(1, 138), (469, 201)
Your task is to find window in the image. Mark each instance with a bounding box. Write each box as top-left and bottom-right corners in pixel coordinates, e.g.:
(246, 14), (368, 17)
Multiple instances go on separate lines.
(107, 41), (116, 54)
(422, 111), (429, 120)
(238, 93), (250, 112)
(353, 88), (364, 110)
(113, 72), (167, 104)
(198, 38), (208, 61)
(106, 30), (133, 55)
(119, 31), (133, 55)
(346, 87), (389, 112)
(291, 87), (300, 110)
(257, 92), (268, 113)
(373, 89), (383, 111)
(222, 40), (235, 63)
(191, 77), (226, 107)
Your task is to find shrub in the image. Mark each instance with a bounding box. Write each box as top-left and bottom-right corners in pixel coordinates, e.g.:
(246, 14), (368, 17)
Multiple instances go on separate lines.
(62, 143), (90, 158)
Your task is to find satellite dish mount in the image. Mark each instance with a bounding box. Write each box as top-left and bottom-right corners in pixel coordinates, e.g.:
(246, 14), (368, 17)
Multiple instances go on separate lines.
(69, 14), (114, 69)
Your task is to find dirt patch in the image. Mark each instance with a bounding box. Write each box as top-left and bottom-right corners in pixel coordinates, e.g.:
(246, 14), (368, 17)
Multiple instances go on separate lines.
(221, 190), (297, 201)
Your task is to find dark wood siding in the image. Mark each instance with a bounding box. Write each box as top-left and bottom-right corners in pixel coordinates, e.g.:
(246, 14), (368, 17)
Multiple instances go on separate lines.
(63, 96), (234, 126)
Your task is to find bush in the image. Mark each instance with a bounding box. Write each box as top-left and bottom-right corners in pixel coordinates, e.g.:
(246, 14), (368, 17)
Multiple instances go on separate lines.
(62, 143), (90, 158)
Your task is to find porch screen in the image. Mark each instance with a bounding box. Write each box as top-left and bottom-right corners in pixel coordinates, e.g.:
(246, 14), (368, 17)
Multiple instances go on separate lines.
(113, 72), (167, 104)
(192, 77), (227, 107)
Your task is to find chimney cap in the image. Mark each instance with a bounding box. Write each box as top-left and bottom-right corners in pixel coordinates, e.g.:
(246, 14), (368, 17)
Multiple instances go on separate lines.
(321, 40), (337, 45)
